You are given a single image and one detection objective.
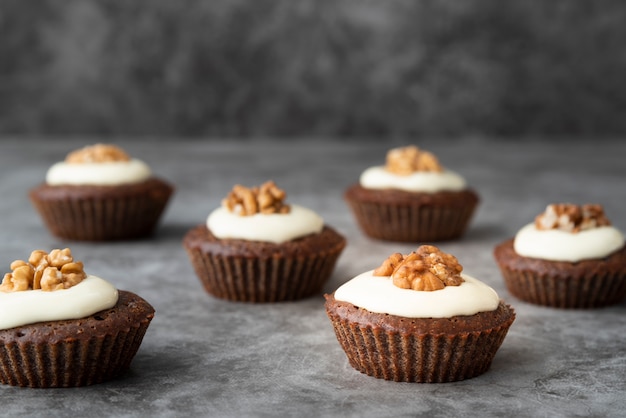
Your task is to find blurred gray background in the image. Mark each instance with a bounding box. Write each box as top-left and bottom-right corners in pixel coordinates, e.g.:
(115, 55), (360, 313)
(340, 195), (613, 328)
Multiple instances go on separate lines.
(1, 0), (625, 139)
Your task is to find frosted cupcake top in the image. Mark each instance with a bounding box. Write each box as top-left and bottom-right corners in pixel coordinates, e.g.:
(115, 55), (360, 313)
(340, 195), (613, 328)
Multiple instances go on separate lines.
(207, 181), (324, 244)
(0, 248), (119, 330)
(334, 245), (500, 318)
(514, 203), (625, 262)
(46, 144), (152, 186)
(359, 145), (466, 192)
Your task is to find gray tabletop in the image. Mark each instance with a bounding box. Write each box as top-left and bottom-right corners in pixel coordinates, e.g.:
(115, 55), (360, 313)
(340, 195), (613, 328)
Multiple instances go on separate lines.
(0, 138), (624, 417)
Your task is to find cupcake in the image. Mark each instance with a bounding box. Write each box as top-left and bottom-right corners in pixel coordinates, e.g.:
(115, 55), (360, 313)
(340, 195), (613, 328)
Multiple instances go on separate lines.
(30, 143), (174, 241)
(0, 248), (155, 387)
(494, 203), (626, 308)
(183, 181), (346, 302)
(344, 145), (479, 242)
(325, 245), (515, 383)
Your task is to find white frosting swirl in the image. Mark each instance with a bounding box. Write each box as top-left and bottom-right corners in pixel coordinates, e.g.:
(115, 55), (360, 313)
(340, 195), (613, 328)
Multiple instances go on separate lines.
(46, 159), (152, 185)
(207, 204), (324, 244)
(514, 223), (625, 262)
(359, 166), (466, 192)
(0, 275), (119, 330)
(334, 271), (499, 318)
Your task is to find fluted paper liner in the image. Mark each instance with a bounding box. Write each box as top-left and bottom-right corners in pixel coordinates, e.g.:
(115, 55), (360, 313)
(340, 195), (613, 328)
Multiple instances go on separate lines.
(494, 239), (626, 309)
(325, 300), (515, 383)
(498, 265), (626, 309)
(344, 186), (479, 242)
(185, 245), (344, 303)
(29, 178), (173, 241)
(0, 291), (154, 388)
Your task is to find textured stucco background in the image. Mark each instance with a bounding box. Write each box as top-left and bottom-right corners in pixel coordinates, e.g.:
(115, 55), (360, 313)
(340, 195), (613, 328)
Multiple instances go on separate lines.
(1, 0), (626, 138)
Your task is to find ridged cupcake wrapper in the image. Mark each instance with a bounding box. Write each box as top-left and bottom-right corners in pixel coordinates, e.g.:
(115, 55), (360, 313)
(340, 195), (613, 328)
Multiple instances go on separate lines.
(327, 314), (512, 383)
(0, 320), (151, 388)
(499, 266), (626, 309)
(186, 249), (343, 302)
(346, 199), (477, 242)
(30, 193), (170, 241)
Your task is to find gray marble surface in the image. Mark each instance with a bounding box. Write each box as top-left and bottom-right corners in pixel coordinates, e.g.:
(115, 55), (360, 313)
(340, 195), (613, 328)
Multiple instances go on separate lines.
(0, 138), (624, 417)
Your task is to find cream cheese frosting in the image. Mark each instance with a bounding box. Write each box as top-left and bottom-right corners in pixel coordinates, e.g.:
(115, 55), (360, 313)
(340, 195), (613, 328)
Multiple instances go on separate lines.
(46, 159), (152, 186)
(207, 204), (324, 244)
(334, 271), (499, 318)
(359, 166), (466, 192)
(514, 223), (625, 262)
(0, 275), (119, 330)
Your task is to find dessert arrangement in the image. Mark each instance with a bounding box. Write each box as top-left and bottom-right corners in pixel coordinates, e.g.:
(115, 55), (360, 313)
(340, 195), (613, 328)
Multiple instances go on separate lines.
(183, 181), (346, 302)
(325, 245), (515, 383)
(0, 248), (155, 387)
(3, 142), (621, 388)
(494, 203), (626, 308)
(30, 144), (174, 241)
(344, 145), (479, 242)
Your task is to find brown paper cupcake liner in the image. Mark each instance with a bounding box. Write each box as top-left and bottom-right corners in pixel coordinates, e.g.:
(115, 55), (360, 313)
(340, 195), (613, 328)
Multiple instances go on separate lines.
(494, 239), (626, 309)
(0, 322), (149, 388)
(0, 291), (154, 388)
(346, 199), (477, 242)
(344, 186), (479, 242)
(498, 266), (626, 309)
(326, 309), (513, 383)
(185, 247), (344, 302)
(30, 178), (173, 241)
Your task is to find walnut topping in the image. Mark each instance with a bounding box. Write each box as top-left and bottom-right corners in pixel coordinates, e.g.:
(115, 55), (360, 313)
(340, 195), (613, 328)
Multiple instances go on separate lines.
(0, 248), (87, 292)
(373, 245), (464, 291)
(222, 181), (291, 216)
(535, 203), (611, 233)
(385, 145), (443, 175)
(65, 144), (131, 164)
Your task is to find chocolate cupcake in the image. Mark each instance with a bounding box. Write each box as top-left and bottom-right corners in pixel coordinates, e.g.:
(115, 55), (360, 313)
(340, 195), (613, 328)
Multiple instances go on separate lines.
(183, 181), (346, 302)
(30, 144), (174, 241)
(494, 203), (626, 308)
(325, 245), (515, 383)
(345, 145), (479, 242)
(0, 248), (155, 387)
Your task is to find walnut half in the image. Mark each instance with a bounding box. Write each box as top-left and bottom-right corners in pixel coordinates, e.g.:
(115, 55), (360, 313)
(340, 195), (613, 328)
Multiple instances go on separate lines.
(65, 144), (131, 164)
(222, 181), (291, 216)
(385, 145), (443, 175)
(0, 248), (87, 292)
(535, 203), (611, 233)
(373, 245), (464, 291)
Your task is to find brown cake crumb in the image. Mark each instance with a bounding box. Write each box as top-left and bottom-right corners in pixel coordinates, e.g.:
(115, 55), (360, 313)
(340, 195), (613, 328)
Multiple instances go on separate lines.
(66, 144), (131, 163)
(222, 181), (291, 216)
(373, 245), (464, 291)
(535, 203), (611, 233)
(385, 145), (443, 175)
(1, 248), (86, 292)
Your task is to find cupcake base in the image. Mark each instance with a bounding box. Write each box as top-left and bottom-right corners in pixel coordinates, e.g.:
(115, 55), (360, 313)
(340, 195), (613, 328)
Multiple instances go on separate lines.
(494, 239), (626, 308)
(344, 184), (479, 242)
(0, 291), (155, 388)
(183, 225), (346, 302)
(325, 294), (515, 383)
(29, 178), (174, 241)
